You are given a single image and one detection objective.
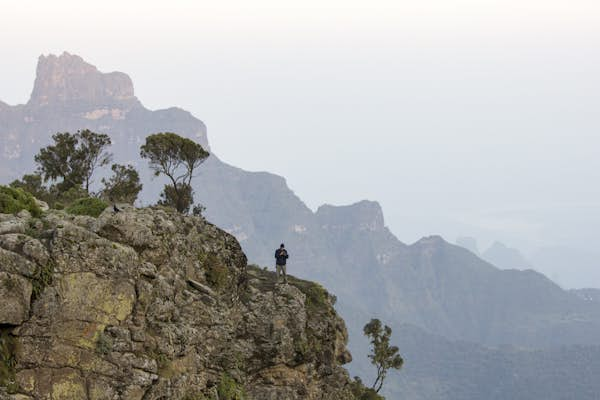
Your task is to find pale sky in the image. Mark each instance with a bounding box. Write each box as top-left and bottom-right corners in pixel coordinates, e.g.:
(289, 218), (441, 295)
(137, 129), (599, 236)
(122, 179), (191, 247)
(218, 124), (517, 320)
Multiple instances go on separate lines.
(2, 0), (600, 285)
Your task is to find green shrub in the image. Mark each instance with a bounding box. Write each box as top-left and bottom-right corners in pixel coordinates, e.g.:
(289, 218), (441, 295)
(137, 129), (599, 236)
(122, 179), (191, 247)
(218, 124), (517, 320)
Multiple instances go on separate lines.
(0, 186), (41, 217)
(32, 261), (55, 301)
(65, 197), (108, 217)
(349, 377), (385, 400)
(303, 283), (329, 313)
(217, 373), (246, 400)
(57, 186), (88, 206)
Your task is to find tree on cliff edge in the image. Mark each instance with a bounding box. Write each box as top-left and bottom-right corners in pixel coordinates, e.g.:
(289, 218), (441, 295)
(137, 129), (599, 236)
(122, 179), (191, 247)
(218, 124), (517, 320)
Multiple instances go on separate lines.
(364, 318), (403, 393)
(34, 130), (112, 193)
(101, 164), (143, 204)
(140, 132), (209, 213)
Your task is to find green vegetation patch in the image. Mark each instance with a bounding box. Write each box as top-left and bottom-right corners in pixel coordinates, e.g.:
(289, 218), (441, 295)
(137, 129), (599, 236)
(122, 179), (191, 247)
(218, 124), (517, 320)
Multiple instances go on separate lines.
(216, 373), (246, 400)
(289, 277), (331, 314)
(0, 186), (42, 217)
(349, 378), (385, 400)
(65, 197), (108, 218)
(32, 260), (55, 301)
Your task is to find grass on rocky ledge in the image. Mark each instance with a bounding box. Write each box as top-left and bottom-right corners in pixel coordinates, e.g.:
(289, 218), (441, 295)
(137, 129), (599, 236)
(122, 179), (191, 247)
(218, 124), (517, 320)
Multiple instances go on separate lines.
(65, 197), (109, 218)
(182, 373), (246, 400)
(246, 264), (334, 314)
(31, 260), (55, 302)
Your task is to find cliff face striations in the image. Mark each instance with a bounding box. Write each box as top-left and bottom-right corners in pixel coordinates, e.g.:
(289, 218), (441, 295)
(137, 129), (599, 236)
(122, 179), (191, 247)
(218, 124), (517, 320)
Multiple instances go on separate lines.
(0, 207), (355, 400)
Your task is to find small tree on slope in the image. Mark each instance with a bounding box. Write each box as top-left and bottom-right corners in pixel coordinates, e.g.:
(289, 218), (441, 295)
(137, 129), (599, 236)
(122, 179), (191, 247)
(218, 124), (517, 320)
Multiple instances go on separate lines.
(364, 318), (404, 393)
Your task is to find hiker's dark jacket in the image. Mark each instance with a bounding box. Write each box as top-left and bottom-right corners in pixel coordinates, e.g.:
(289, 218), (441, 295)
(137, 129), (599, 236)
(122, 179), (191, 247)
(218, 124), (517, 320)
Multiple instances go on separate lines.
(275, 249), (289, 265)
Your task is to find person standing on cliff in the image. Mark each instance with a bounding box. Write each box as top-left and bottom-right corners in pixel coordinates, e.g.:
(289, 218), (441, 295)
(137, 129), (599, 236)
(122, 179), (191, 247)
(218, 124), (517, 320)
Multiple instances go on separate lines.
(275, 243), (289, 284)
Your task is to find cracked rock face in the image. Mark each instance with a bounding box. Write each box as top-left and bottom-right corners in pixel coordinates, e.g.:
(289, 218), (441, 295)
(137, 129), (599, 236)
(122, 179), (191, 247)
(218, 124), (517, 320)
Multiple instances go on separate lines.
(0, 207), (355, 400)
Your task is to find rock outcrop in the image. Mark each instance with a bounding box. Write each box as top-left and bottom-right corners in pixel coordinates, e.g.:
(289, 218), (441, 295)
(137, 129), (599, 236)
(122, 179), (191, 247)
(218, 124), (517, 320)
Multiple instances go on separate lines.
(29, 52), (136, 107)
(0, 207), (355, 400)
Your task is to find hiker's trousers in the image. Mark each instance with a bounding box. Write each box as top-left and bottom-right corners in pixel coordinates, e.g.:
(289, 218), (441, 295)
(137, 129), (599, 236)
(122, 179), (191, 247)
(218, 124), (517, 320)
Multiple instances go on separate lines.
(276, 264), (287, 281)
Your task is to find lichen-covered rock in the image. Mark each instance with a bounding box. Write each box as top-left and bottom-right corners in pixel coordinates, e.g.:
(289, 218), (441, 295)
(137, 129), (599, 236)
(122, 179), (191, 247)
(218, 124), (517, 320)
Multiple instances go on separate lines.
(0, 272), (32, 325)
(0, 207), (358, 399)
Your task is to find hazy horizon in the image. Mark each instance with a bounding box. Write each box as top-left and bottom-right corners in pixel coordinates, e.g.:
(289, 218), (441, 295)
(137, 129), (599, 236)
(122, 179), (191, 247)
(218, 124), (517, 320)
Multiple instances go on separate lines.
(2, 0), (599, 287)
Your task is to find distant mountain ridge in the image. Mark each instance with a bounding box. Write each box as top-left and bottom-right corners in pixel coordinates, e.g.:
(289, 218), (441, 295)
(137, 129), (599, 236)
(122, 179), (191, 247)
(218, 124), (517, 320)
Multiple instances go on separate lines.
(2, 53), (600, 399)
(482, 241), (533, 270)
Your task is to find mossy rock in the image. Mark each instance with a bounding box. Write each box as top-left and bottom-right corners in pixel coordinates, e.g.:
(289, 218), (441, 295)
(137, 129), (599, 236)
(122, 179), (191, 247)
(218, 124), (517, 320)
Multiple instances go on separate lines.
(0, 186), (42, 217)
(65, 197), (109, 218)
(95, 331), (113, 355)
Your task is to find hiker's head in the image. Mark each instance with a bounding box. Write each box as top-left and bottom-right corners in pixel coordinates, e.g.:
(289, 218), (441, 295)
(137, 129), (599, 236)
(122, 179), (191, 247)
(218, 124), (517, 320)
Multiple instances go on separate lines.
(280, 243), (285, 249)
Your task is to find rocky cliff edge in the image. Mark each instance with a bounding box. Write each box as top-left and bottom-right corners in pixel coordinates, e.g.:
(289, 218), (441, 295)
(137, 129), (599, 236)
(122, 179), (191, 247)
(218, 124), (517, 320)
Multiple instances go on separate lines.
(0, 206), (355, 400)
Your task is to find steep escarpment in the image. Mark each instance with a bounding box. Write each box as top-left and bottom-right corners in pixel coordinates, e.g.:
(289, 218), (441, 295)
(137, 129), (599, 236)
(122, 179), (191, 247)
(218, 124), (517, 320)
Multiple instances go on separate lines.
(0, 207), (356, 400)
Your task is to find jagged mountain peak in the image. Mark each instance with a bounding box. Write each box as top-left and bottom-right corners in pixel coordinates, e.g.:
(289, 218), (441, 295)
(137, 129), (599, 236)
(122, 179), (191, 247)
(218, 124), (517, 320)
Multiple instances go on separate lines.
(28, 51), (137, 107)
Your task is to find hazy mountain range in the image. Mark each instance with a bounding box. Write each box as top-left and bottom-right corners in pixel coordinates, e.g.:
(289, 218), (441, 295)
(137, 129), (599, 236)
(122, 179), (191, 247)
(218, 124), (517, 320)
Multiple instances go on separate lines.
(456, 237), (600, 290)
(2, 52), (600, 399)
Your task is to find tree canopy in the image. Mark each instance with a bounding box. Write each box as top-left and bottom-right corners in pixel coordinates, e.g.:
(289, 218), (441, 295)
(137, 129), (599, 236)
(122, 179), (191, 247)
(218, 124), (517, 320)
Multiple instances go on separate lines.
(34, 130), (112, 193)
(140, 132), (209, 213)
(101, 164), (143, 204)
(78, 129), (113, 192)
